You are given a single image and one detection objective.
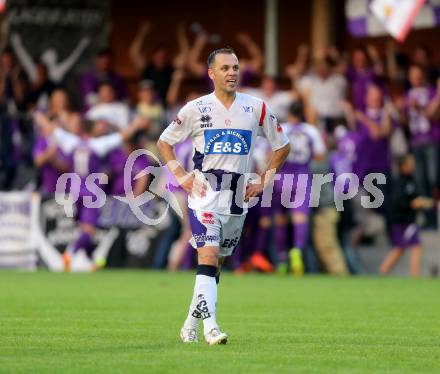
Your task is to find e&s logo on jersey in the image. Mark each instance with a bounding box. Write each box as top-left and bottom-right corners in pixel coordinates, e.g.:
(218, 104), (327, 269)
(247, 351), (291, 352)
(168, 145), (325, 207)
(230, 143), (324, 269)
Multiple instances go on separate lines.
(203, 129), (252, 155)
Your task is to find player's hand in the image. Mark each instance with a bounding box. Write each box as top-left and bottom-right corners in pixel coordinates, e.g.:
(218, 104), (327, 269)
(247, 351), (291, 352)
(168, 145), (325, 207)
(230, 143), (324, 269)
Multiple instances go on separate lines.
(244, 182), (264, 202)
(179, 172), (207, 198)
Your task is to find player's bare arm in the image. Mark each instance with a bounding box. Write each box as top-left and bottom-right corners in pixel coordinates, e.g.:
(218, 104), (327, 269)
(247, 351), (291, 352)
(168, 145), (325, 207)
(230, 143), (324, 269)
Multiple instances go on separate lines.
(245, 142), (290, 200)
(157, 139), (207, 197)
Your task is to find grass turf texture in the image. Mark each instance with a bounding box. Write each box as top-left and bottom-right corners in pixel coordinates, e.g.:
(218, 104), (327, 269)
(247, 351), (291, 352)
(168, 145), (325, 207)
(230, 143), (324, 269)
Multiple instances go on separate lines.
(1, 272), (440, 373)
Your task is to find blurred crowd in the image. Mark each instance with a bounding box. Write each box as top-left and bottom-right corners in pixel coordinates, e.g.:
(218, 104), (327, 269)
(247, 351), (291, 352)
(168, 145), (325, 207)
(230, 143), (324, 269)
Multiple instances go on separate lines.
(1, 22), (439, 275)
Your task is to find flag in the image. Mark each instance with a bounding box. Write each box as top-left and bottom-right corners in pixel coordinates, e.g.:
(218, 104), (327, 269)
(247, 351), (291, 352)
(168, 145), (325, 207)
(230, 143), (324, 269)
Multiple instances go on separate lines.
(346, 0), (440, 40)
(370, 0), (425, 41)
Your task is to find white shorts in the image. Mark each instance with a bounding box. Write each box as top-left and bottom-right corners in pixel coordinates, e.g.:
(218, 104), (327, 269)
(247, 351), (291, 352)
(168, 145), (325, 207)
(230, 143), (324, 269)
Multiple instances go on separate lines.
(188, 209), (246, 257)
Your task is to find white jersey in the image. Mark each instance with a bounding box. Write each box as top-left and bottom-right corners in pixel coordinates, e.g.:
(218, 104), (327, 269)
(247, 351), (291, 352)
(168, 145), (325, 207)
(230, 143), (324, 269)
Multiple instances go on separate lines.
(159, 92), (289, 215)
(281, 122), (326, 166)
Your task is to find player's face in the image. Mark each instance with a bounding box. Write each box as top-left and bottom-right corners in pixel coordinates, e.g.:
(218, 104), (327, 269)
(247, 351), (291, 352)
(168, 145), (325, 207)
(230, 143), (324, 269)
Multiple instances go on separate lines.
(208, 53), (240, 94)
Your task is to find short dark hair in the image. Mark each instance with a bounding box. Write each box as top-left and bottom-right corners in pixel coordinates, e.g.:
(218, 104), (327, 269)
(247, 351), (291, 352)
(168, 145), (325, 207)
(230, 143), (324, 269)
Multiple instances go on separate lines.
(207, 47), (236, 67)
(288, 100), (304, 119)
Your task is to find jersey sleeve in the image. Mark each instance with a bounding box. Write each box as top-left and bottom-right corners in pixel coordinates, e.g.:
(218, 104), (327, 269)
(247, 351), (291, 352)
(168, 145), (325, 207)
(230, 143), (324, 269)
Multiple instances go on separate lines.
(53, 128), (80, 155)
(257, 102), (290, 151)
(159, 103), (193, 146)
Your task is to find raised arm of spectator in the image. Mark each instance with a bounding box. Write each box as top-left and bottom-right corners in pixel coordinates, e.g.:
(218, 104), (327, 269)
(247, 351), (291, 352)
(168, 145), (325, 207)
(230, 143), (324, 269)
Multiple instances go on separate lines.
(166, 68), (185, 108)
(285, 44), (309, 81)
(380, 104), (393, 138)
(367, 44), (385, 77)
(355, 110), (382, 140)
(129, 21), (152, 72)
(301, 87), (317, 125)
(187, 32), (208, 78)
(173, 23), (190, 70)
(385, 39), (399, 83)
(340, 100), (356, 130)
(425, 78), (440, 118)
(327, 46), (346, 75)
(236, 32), (264, 74)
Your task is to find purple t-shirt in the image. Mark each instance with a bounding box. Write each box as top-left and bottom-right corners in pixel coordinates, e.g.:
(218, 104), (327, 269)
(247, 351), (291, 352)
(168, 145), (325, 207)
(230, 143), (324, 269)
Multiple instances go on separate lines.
(356, 108), (391, 175)
(331, 131), (361, 193)
(33, 136), (71, 194)
(405, 86), (437, 147)
(280, 123), (322, 175)
(108, 148), (150, 196)
(346, 66), (382, 111)
(70, 142), (108, 197)
(330, 152), (352, 195)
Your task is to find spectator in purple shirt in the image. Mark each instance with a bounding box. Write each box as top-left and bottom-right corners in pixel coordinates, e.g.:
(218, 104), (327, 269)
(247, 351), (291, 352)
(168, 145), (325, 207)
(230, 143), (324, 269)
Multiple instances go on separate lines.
(108, 138), (150, 198)
(34, 112), (149, 269)
(345, 46), (385, 111)
(33, 131), (71, 196)
(80, 48), (127, 111)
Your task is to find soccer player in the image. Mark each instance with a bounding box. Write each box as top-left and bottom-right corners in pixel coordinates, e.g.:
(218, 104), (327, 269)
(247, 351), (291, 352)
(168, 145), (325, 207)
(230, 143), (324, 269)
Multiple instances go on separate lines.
(274, 101), (326, 275)
(157, 48), (290, 345)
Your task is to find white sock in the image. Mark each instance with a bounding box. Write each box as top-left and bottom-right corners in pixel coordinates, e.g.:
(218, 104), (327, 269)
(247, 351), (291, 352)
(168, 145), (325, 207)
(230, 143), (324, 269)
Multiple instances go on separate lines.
(183, 284), (200, 330)
(194, 274), (218, 335)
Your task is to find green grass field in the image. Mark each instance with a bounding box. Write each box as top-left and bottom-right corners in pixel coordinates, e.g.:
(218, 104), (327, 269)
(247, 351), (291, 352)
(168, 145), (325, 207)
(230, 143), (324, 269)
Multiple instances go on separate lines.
(1, 271), (440, 373)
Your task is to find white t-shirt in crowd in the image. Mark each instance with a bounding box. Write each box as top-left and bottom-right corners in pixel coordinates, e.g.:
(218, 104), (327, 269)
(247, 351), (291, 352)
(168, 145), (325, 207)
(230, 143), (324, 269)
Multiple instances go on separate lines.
(300, 74), (347, 118)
